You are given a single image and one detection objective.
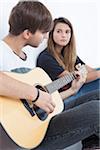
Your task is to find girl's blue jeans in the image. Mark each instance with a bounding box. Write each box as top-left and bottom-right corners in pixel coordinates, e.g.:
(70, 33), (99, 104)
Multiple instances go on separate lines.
(64, 68), (100, 110)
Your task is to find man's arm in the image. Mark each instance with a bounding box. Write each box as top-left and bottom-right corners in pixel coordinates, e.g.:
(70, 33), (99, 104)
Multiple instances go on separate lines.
(0, 72), (37, 99)
(0, 72), (55, 114)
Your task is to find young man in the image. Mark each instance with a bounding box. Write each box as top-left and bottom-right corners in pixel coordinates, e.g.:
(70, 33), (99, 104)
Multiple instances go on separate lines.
(0, 72), (54, 113)
(0, 1), (99, 150)
(0, 1), (55, 114)
(0, 1), (55, 149)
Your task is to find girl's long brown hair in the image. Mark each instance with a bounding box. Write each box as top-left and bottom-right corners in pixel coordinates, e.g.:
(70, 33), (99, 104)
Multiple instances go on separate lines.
(47, 17), (77, 72)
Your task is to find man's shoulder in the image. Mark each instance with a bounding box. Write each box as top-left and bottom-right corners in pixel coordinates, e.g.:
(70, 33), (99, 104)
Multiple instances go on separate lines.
(0, 40), (8, 50)
(0, 40), (12, 55)
(0, 40), (4, 46)
(0, 40), (5, 53)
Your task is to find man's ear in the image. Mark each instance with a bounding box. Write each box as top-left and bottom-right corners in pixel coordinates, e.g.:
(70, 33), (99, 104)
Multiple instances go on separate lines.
(23, 29), (32, 39)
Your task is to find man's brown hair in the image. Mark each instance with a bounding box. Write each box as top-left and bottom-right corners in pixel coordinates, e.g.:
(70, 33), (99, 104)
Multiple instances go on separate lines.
(9, 1), (52, 35)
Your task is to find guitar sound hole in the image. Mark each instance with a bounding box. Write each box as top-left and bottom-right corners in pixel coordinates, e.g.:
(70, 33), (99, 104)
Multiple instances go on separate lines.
(35, 85), (46, 92)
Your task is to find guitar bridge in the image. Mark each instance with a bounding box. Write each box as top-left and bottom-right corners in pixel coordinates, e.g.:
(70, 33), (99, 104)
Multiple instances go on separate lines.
(21, 99), (48, 120)
(21, 99), (35, 116)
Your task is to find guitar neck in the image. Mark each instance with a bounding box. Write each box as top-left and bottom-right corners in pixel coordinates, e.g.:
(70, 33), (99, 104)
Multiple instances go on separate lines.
(45, 72), (75, 94)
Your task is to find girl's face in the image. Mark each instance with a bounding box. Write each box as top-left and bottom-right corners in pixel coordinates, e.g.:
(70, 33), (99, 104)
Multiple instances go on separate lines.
(53, 22), (71, 47)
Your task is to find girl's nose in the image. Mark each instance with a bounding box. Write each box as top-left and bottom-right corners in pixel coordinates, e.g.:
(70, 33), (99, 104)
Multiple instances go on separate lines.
(62, 32), (66, 37)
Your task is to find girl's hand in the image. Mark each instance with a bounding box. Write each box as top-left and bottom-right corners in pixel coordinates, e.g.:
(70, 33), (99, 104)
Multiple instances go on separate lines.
(71, 65), (87, 94)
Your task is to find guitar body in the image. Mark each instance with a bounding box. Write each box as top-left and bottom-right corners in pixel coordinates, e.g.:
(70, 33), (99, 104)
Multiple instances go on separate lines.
(0, 67), (64, 149)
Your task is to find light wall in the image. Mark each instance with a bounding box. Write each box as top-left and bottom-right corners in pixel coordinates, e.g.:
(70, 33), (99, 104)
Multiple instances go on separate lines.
(0, 0), (99, 67)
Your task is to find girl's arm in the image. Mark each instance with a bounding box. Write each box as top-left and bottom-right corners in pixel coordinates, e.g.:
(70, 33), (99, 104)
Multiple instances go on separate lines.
(85, 65), (100, 83)
(59, 69), (87, 100)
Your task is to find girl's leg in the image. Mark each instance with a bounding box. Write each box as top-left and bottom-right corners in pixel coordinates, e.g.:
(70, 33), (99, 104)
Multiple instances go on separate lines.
(64, 79), (100, 110)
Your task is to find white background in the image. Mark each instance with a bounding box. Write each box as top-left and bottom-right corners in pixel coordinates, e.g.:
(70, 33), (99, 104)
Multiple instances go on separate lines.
(0, 0), (100, 68)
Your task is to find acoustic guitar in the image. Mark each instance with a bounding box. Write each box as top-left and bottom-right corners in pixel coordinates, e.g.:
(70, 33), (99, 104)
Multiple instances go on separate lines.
(0, 66), (85, 149)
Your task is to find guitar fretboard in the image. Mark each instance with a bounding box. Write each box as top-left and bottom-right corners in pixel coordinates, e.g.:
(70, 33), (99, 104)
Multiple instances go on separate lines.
(45, 72), (75, 94)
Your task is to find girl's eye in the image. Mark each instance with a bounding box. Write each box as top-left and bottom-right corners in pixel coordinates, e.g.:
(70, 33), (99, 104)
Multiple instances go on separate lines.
(66, 30), (71, 34)
(57, 30), (61, 33)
